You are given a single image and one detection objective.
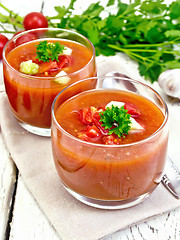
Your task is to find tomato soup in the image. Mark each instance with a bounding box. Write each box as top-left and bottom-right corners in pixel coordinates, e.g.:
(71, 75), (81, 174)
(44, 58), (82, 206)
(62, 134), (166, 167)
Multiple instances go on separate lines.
(52, 89), (168, 201)
(3, 36), (96, 129)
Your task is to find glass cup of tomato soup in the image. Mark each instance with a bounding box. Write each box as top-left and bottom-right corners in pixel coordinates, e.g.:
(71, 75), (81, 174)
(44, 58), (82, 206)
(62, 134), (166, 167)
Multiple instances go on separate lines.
(3, 28), (96, 136)
(51, 76), (169, 209)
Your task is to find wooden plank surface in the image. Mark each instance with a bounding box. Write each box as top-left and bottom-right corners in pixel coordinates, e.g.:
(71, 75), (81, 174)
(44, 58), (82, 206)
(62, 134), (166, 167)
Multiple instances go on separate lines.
(0, 132), (16, 239)
(5, 173), (180, 240)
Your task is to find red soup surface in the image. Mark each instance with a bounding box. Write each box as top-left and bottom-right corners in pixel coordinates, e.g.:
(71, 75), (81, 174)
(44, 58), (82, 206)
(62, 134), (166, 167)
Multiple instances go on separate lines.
(52, 89), (168, 200)
(4, 39), (96, 128)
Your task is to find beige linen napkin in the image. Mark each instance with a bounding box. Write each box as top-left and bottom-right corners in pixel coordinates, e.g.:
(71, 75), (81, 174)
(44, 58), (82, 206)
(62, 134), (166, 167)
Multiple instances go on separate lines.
(0, 55), (180, 240)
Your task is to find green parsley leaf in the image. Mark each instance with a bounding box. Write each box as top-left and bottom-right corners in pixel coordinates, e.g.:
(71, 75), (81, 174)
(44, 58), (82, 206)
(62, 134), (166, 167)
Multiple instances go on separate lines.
(165, 30), (180, 39)
(82, 2), (104, 18)
(81, 21), (99, 44)
(169, 1), (180, 19)
(117, 2), (128, 15)
(99, 105), (131, 138)
(36, 40), (65, 62)
(107, 0), (115, 7)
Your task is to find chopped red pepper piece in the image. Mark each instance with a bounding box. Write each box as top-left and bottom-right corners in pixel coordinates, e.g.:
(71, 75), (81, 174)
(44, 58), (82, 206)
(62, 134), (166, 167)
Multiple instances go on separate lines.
(85, 125), (101, 138)
(124, 102), (140, 117)
(102, 135), (120, 145)
(92, 112), (109, 135)
(38, 60), (59, 73)
(58, 55), (71, 69)
(78, 125), (101, 142)
(80, 107), (97, 125)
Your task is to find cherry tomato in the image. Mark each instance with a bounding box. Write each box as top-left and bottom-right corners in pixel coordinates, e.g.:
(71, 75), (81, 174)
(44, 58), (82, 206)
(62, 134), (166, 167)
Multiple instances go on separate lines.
(15, 33), (38, 46)
(0, 34), (9, 59)
(23, 12), (48, 30)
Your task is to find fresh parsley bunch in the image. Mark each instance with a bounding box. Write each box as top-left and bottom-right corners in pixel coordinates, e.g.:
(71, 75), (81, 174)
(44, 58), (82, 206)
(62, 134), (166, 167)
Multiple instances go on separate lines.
(99, 105), (131, 138)
(48, 0), (180, 82)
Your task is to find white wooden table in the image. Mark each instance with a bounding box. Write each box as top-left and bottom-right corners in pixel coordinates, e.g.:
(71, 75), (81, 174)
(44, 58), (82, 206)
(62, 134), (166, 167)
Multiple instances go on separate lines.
(0, 0), (180, 239)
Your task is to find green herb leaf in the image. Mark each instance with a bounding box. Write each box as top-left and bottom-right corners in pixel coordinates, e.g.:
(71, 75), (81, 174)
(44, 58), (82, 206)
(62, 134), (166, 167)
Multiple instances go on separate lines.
(81, 21), (99, 44)
(117, 2), (128, 15)
(82, 2), (104, 18)
(165, 30), (180, 39)
(36, 40), (65, 62)
(99, 105), (131, 138)
(169, 1), (180, 19)
(107, 0), (115, 7)
(53, 6), (67, 20)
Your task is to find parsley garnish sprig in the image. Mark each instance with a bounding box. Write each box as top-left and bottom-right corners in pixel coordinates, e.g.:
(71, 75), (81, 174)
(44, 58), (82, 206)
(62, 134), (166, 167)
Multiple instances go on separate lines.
(99, 105), (131, 138)
(36, 40), (65, 62)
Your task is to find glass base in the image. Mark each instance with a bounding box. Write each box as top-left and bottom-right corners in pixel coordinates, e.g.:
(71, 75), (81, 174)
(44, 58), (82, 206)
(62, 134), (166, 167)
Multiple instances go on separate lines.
(19, 122), (51, 137)
(63, 184), (153, 210)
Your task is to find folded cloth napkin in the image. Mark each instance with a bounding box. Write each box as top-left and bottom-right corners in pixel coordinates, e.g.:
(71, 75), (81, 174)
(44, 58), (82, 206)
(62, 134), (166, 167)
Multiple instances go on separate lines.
(0, 55), (180, 240)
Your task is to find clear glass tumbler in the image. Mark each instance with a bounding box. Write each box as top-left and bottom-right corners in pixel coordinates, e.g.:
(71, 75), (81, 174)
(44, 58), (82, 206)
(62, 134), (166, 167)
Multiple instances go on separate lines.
(51, 76), (169, 209)
(3, 28), (96, 136)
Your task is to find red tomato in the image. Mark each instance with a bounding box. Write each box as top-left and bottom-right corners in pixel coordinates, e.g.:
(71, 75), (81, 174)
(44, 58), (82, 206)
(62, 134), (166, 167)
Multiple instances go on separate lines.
(23, 12), (48, 30)
(124, 102), (140, 117)
(58, 55), (71, 69)
(0, 34), (9, 59)
(31, 54), (43, 64)
(15, 32), (38, 46)
(102, 135), (120, 145)
(92, 111), (109, 135)
(78, 125), (101, 142)
(85, 125), (100, 138)
(80, 107), (95, 124)
(79, 106), (109, 135)
(39, 61), (59, 73)
(77, 132), (89, 142)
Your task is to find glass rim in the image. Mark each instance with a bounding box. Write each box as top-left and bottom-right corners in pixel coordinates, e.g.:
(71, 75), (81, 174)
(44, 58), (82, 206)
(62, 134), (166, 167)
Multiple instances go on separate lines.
(2, 27), (96, 80)
(51, 76), (169, 148)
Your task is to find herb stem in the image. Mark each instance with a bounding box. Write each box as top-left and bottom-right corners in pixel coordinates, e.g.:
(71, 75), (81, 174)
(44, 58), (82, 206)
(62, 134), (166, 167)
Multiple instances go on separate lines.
(107, 44), (156, 56)
(121, 48), (177, 55)
(0, 29), (15, 34)
(127, 51), (155, 64)
(0, 3), (13, 14)
(107, 44), (166, 66)
(125, 39), (180, 48)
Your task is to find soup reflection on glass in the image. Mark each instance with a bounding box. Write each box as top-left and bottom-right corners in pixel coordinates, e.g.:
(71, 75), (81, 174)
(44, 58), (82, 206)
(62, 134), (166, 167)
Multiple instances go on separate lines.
(51, 76), (169, 209)
(3, 28), (96, 136)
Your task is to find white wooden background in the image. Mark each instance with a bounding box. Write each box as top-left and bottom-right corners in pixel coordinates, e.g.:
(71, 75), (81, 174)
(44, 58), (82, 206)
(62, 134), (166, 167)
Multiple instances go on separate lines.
(0, 0), (180, 239)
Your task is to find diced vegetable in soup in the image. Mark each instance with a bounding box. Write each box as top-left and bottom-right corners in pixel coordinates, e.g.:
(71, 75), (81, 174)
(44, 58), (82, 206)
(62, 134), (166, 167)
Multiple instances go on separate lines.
(55, 89), (164, 145)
